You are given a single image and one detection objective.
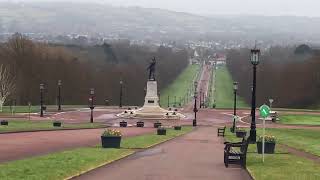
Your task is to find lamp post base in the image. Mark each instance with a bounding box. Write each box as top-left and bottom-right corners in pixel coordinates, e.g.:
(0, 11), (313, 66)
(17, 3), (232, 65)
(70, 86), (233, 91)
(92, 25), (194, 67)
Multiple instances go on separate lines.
(249, 129), (256, 143)
(193, 119), (197, 127)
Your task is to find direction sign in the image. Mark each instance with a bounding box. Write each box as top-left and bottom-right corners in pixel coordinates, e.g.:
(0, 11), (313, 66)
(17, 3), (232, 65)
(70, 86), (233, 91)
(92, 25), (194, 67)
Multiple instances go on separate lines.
(259, 104), (270, 118)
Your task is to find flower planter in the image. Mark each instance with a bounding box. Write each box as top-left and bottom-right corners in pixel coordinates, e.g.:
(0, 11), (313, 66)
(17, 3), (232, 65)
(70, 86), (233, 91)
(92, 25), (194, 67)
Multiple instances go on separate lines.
(53, 121), (62, 127)
(0, 120), (8, 126)
(119, 121), (127, 127)
(236, 131), (247, 138)
(174, 126), (182, 130)
(157, 128), (166, 135)
(101, 136), (121, 148)
(136, 121), (144, 127)
(257, 142), (276, 154)
(154, 122), (162, 128)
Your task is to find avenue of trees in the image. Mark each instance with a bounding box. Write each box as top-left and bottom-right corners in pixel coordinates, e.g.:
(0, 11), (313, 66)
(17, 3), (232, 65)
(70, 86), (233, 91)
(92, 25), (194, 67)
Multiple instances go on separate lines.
(226, 45), (320, 108)
(0, 34), (189, 106)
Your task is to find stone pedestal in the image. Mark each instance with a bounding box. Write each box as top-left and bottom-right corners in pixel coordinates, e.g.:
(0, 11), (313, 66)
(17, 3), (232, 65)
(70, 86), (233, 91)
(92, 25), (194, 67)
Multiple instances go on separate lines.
(144, 81), (160, 107)
(117, 80), (185, 120)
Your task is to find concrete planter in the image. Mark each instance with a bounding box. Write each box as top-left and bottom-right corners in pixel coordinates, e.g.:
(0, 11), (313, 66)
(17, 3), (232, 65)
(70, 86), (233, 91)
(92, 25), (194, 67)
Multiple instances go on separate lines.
(154, 122), (162, 128)
(257, 142), (276, 154)
(157, 128), (166, 135)
(53, 121), (62, 127)
(136, 121), (144, 127)
(0, 120), (8, 126)
(101, 136), (122, 148)
(236, 131), (247, 138)
(120, 121), (127, 127)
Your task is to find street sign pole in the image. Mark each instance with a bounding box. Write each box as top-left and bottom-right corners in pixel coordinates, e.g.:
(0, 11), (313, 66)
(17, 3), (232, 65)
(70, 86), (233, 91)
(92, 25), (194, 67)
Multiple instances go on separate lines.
(259, 104), (270, 163)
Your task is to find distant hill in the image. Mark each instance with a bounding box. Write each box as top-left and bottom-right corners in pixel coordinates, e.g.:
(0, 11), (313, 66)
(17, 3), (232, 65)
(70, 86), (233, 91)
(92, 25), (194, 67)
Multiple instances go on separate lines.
(1, 2), (320, 43)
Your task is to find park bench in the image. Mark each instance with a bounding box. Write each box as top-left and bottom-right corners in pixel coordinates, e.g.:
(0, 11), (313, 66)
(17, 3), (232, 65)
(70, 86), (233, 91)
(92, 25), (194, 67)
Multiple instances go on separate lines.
(270, 111), (278, 122)
(217, 126), (226, 137)
(223, 137), (249, 168)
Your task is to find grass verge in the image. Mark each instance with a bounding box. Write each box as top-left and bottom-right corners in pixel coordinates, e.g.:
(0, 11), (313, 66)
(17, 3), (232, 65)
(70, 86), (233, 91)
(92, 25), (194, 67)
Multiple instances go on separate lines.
(215, 66), (248, 108)
(0, 120), (106, 133)
(121, 126), (193, 149)
(279, 114), (320, 126)
(160, 65), (199, 107)
(0, 148), (133, 180)
(0, 126), (193, 179)
(224, 129), (320, 180)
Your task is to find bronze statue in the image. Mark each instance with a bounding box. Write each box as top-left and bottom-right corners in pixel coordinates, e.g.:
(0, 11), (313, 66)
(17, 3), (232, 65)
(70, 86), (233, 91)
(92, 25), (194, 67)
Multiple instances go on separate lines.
(147, 57), (156, 80)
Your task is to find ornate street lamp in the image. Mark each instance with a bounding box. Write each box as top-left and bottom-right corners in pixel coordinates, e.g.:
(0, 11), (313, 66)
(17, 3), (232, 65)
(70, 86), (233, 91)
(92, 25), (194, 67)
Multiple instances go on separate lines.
(199, 89), (202, 108)
(119, 80), (123, 108)
(40, 83), (45, 117)
(89, 88), (95, 123)
(232, 81), (238, 133)
(57, 80), (62, 111)
(250, 48), (260, 143)
(193, 81), (198, 126)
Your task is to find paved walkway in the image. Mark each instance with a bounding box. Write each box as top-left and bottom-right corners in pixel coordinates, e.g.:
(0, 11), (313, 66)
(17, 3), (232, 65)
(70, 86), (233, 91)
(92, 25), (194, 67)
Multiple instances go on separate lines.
(74, 127), (251, 180)
(0, 127), (155, 163)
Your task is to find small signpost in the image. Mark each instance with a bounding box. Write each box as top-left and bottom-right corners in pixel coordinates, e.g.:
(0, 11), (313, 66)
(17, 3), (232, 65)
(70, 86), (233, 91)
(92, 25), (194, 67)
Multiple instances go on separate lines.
(259, 104), (270, 163)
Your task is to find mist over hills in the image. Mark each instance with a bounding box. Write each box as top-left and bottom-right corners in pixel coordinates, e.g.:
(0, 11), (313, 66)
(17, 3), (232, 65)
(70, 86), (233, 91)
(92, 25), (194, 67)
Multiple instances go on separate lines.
(1, 1), (320, 44)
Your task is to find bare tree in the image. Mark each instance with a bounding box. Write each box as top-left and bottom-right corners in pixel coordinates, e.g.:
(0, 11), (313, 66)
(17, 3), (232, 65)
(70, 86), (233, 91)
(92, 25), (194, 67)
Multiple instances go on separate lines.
(0, 64), (15, 112)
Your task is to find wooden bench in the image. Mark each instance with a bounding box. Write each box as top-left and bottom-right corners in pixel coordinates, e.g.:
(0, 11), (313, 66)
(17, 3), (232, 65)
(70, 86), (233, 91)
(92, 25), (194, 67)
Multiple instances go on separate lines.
(217, 126), (226, 137)
(224, 137), (249, 168)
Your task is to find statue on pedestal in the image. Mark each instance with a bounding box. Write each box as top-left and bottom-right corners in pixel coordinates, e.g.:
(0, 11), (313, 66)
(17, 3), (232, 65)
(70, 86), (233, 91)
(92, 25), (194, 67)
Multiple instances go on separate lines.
(147, 57), (156, 81)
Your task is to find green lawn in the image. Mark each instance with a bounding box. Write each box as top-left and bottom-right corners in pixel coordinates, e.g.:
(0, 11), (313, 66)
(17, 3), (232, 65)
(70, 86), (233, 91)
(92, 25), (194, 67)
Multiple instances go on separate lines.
(279, 114), (320, 125)
(215, 66), (248, 108)
(0, 126), (193, 180)
(224, 129), (320, 180)
(0, 148), (134, 180)
(264, 128), (320, 156)
(0, 105), (90, 114)
(160, 65), (200, 107)
(0, 120), (106, 133)
(121, 126), (193, 149)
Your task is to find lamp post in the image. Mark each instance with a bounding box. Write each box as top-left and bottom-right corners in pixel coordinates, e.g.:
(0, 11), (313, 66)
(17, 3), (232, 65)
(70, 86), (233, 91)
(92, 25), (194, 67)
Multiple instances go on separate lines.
(167, 95), (170, 107)
(89, 88), (95, 123)
(40, 83), (44, 117)
(250, 48), (260, 143)
(57, 80), (62, 111)
(193, 82), (198, 126)
(199, 89), (202, 108)
(119, 80), (123, 108)
(232, 82), (238, 133)
(174, 96), (177, 107)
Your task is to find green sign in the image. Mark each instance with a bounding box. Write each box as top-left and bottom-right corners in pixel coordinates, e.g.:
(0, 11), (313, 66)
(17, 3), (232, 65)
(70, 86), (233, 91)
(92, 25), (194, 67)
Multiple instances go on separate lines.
(259, 104), (270, 118)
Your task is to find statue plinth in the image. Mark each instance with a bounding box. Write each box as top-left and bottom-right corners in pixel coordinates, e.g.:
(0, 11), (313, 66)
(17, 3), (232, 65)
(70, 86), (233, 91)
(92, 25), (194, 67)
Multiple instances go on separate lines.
(117, 80), (185, 120)
(144, 81), (159, 107)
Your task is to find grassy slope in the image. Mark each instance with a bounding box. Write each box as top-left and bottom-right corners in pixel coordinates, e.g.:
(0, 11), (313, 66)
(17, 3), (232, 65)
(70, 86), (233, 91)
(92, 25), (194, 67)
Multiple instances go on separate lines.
(224, 129), (320, 180)
(0, 127), (193, 179)
(215, 66), (248, 108)
(160, 65), (199, 107)
(279, 114), (320, 125)
(0, 120), (105, 133)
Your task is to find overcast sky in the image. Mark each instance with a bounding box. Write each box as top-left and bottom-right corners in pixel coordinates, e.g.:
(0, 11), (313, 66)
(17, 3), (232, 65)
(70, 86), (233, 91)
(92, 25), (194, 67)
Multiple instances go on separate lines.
(5, 0), (320, 17)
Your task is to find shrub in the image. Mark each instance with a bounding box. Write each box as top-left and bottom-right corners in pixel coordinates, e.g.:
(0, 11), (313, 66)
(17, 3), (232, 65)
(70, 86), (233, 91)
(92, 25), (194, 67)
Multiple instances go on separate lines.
(257, 135), (276, 143)
(102, 129), (122, 137)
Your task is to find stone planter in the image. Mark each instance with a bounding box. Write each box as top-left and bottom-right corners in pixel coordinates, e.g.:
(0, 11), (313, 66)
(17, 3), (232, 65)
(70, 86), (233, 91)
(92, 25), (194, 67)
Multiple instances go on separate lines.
(157, 128), (166, 135)
(236, 130), (247, 138)
(154, 122), (162, 128)
(53, 121), (62, 127)
(257, 142), (276, 154)
(174, 126), (182, 130)
(120, 121), (127, 127)
(101, 136), (121, 148)
(0, 120), (8, 126)
(136, 121), (144, 127)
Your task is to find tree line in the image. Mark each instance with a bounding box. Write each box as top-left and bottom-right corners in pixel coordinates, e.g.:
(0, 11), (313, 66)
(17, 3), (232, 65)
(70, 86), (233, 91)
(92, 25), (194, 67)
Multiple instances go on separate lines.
(226, 45), (320, 108)
(0, 33), (189, 107)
